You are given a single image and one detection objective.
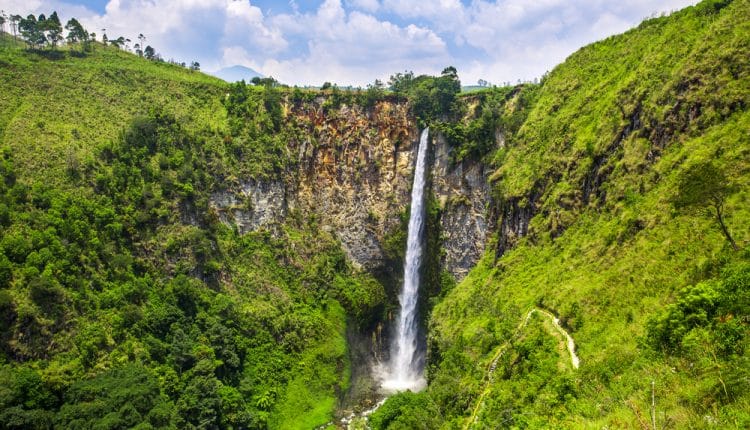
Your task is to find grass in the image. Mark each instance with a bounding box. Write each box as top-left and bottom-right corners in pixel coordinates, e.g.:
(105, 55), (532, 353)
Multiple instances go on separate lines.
(0, 37), (392, 428)
(1, 1), (749, 427)
(0, 33), (227, 186)
(421, 0), (750, 428)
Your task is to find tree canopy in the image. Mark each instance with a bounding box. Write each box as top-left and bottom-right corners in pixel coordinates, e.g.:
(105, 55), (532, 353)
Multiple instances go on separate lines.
(388, 66), (461, 125)
(672, 161), (739, 250)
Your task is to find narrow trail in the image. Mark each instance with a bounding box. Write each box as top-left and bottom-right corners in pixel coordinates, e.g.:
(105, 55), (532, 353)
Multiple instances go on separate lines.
(464, 308), (580, 430)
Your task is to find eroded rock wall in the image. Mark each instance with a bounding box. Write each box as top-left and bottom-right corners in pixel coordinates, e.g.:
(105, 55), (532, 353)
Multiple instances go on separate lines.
(431, 133), (494, 280)
(288, 100), (416, 269)
(210, 97), (495, 277)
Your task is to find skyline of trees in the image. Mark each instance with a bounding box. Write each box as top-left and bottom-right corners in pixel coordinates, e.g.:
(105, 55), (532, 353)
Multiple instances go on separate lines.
(1, 9), (200, 71)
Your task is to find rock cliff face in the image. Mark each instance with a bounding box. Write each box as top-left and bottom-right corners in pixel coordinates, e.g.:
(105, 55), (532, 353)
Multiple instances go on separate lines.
(431, 134), (494, 280)
(210, 97), (493, 278)
(288, 100), (416, 269)
(210, 180), (287, 234)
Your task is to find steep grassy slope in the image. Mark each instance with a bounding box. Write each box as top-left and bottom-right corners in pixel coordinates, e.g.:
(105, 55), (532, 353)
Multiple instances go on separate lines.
(0, 33), (227, 186)
(374, 0), (750, 428)
(0, 37), (386, 429)
(1, 0), (749, 428)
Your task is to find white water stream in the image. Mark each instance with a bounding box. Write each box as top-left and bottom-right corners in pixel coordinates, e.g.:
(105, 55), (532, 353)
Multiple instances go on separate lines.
(381, 128), (429, 393)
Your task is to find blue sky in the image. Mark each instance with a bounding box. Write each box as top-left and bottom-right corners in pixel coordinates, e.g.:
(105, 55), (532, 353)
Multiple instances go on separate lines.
(1, 0), (699, 86)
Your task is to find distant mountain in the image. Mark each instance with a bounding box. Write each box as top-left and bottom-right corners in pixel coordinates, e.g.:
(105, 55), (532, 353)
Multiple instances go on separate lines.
(211, 65), (264, 83)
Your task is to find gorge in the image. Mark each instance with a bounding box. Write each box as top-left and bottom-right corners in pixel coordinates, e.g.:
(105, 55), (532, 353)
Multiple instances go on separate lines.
(0, 0), (749, 429)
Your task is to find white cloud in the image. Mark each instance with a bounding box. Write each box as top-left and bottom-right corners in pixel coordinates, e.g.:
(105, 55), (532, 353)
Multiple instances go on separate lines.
(0, 0), (701, 86)
(449, 0), (700, 85)
(223, 0), (287, 53)
(259, 1), (449, 86)
(0, 0), (97, 21)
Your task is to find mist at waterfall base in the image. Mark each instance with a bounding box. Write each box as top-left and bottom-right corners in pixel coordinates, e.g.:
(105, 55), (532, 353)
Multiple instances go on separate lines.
(378, 128), (429, 393)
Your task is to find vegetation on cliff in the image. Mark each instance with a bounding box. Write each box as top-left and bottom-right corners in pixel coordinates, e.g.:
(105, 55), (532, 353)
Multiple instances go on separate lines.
(1, 0), (749, 428)
(0, 34), (387, 429)
(376, 0), (749, 428)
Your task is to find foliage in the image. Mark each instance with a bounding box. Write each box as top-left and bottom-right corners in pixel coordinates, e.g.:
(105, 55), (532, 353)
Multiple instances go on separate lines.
(418, 0), (750, 428)
(221, 80), (292, 176)
(646, 262), (749, 354)
(389, 67), (461, 125)
(369, 391), (442, 430)
(0, 1), (748, 428)
(672, 161), (739, 249)
(437, 84), (540, 163)
(0, 103), (386, 427)
(56, 364), (173, 429)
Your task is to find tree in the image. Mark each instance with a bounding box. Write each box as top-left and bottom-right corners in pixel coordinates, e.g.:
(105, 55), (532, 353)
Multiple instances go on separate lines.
(134, 43), (142, 56)
(672, 161), (739, 250)
(388, 70), (415, 93)
(394, 66), (461, 123)
(36, 14), (47, 47)
(440, 66), (461, 93)
(19, 15), (44, 49)
(189, 61), (200, 71)
(65, 18), (89, 52)
(252, 76), (279, 87)
(144, 45), (155, 60)
(363, 79), (385, 108)
(138, 33), (146, 52)
(0, 12), (6, 33)
(45, 11), (63, 48)
(64, 18), (84, 43)
(109, 36), (126, 48)
(57, 364), (173, 429)
(10, 14), (21, 40)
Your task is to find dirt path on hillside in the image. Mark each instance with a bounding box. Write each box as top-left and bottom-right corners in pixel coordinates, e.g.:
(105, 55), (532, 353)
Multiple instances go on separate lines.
(464, 308), (580, 429)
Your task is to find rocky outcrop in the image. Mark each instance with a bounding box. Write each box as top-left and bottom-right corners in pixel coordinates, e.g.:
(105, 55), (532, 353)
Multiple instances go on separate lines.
(289, 100), (416, 269)
(496, 193), (536, 258)
(210, 98), (418, 269)
(431, 133), (494, 280)
(210, 97), (496, 277)
(210, 180), (287, 234)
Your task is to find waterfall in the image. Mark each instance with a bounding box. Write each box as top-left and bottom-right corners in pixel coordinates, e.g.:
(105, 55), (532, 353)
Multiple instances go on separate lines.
(382, 127), (429, 392)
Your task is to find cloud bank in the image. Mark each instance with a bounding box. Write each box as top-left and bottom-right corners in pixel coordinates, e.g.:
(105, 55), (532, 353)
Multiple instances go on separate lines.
(0, 0), (699, 86)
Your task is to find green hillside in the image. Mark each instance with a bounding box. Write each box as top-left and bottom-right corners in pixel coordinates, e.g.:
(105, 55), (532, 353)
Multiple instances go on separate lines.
(0, 33), (229, 186)
(0, 0), (749, 429)
(0, 34), (385, 429)
(373, 0), (750, 428)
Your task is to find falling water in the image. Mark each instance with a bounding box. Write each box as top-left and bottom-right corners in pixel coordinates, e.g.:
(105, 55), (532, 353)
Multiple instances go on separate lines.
(382, 128), (429, 392)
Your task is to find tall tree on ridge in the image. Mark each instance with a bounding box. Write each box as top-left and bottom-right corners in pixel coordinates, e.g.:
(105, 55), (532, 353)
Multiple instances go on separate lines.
(672, 162), (740, 251)
(65, 18), (89, 52)
(46, 11), (63, 48)
(10, 14), (21, 40)
(19, 14), (44, 48)
(110, 36), (126, 48)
